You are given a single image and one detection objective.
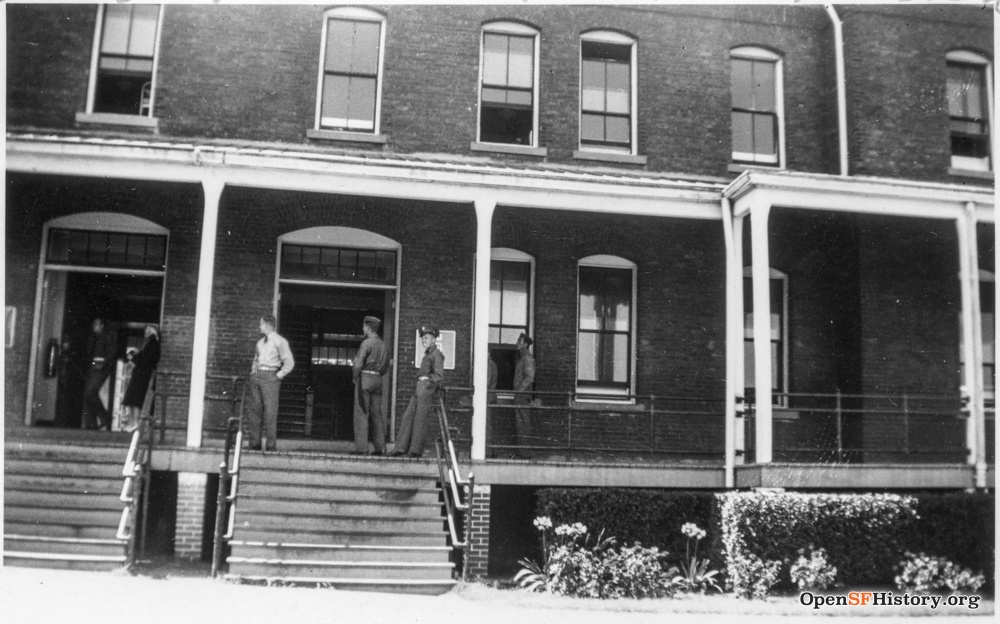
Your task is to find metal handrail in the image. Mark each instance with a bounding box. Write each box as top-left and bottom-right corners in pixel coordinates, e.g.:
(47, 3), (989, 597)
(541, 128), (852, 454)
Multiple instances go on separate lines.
(212, 379), (247, 577)
(435, 392), (475, 582)
(116, 373), (158, 568)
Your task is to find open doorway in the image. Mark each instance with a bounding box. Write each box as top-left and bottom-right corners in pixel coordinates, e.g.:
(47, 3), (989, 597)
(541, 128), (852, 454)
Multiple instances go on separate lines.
(32, 271), (163, 429)
(278, 284), (394, 441)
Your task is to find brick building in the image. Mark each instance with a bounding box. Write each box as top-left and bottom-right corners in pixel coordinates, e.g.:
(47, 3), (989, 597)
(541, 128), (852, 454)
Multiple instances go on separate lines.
(5, 4), (994, 579)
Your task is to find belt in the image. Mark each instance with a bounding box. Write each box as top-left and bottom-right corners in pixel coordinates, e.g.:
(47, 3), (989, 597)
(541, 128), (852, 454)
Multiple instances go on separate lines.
(257, 365), (279, 371)
(362, 370), (381, 375)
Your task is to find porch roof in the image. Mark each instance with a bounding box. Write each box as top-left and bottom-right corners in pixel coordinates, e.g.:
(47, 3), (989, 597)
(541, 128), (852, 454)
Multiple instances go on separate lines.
(7, 131), (726, 220)
(725, 169), (995, 223)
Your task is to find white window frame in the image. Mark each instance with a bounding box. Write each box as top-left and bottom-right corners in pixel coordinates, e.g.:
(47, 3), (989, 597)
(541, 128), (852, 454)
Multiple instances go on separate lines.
(576, 254), (637, 398)
(314, 7), (387, 135)
(946, 49), (993, 173)
(84, 4), (165, 119)
(579, 30), (638, 156)
(730, 46), (785, 168)
(743, 267), (789, 406)
(489, 248), (536, 344)
(477, 21), (541, 148)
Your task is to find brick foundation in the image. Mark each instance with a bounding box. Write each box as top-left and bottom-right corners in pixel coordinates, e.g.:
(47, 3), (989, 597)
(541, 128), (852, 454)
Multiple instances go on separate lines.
(174, 471), (208, 560)
(465, 483), (491, 578)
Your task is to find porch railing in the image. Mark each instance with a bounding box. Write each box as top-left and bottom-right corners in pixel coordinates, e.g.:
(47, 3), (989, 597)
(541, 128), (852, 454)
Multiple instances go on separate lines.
(743, 391), (979, 463)
(211, 381), (248, 577)
(146, 371), (245, 443)
(434, 393), (475, 581)
(116, 377), (157, 569)
(442, 387), (726, 461)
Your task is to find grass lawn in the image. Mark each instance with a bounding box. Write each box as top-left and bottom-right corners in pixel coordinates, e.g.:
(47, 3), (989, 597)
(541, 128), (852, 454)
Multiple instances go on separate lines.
(456, 582), (994, 618)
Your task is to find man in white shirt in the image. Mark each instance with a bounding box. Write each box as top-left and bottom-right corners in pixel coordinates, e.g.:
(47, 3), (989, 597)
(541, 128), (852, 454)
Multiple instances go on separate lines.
(247, 314), (294, 451)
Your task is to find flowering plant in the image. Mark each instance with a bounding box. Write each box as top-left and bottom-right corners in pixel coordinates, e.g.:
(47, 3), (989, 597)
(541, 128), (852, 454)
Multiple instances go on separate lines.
(673, 522), (721, 594)
(789, 547), (838, 591)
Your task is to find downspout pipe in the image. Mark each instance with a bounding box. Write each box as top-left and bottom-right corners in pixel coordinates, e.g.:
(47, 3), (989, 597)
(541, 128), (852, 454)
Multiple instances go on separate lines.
(826, 5), (849, 176)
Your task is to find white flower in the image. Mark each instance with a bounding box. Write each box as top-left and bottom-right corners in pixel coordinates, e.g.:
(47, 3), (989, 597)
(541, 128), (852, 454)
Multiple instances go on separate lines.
(681, 522), (706, 540)
(533, 516), (553, 531)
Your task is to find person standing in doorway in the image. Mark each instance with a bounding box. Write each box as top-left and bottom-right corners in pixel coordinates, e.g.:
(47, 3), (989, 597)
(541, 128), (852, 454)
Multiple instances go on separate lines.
(82, 317), (115, 430)
(513, 332), (535, 453)
(391, 326), (444, 458)
(351, 316), (390, 455)
(247, 314), (294, 452)
(120, 325), (161, 432)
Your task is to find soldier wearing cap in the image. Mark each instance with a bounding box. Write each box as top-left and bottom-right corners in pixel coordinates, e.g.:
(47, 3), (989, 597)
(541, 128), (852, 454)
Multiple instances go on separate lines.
(391, 326), (445, 457)
(351, 315), (390, 455)
(513, 332), (535, 452)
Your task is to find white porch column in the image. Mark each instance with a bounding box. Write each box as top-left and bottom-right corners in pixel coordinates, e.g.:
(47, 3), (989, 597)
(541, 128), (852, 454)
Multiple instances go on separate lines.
(749, 204), (773, 463)
(186, 177), (224, 448)
(956, 205), (985, 487)
(471, 199), (496, 461)
(722, 200), (745, 487)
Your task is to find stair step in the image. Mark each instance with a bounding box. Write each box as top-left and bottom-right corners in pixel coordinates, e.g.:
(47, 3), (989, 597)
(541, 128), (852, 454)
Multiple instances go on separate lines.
(5, 506), (123, 526)
(233, 529), (447, 547)
(5, 458), (124, 479)
(5, 490), (125, 511)
(236, 512), (444, 533)
(3, 551), (126, 571)
(5, 474), (124, 494)
(4, 522), (121, 540)
(227, 559), (454, 580)
(238, 453), (438, 476)
(5, 535), (127, 557)
(5, 441), (131, 463)
(228, 542), (450, 563)
(239, 497), (442, 518)
(240, 471), (436, 490)
(240, 483), (440, 504)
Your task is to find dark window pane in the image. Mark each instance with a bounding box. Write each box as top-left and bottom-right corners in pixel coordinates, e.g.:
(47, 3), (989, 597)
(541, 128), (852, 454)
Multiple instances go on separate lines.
(48, 230), (69, 263)
(581, 114), (605, 142)
(480, 105), (533, 144)
(732, 111), (753, 155)
(144, 236), (165, 268)
(351, 21), (381, 75)
(325, 19), (355, 74)
(753, 113), (776, 156)
(731, 58), (753, 109)
(606, 117), (630, 144)
(752, 60), (776, 111)
(346, 76), (377, 130)
(107, 234), (127, 265)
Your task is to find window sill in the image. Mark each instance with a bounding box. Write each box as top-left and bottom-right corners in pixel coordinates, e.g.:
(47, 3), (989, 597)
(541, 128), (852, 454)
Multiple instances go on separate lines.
(728, 163), (781, 174)
(75, 112), (159, 130)
(570, 398), (643, 411)
(307, 129), (388, 144)
(573, 150), (647, 165)
(470, 142), (547, 158)
(948, 167), (993, 180)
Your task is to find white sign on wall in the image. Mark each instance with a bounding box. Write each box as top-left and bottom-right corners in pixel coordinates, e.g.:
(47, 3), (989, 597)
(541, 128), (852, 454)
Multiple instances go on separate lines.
(414, 329), (456, 371)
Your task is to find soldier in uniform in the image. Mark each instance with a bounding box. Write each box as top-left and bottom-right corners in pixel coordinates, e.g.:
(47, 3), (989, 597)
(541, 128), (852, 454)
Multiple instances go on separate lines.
(351, 316), (390, 455)
(391, 326), (444, 457)
(81, 317), (116, 430)
(513, 332), (535, 452)
(246, 314), (294, 452)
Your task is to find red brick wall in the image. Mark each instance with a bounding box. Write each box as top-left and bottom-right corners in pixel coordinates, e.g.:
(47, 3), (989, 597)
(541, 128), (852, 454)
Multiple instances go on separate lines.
(4, 174), (205, 428)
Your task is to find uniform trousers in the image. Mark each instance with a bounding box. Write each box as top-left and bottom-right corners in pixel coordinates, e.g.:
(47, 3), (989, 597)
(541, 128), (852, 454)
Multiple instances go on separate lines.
(82, 366), (112, 430)
(394, 380), (438, 457)
(354, 373), (386, 453)
(246, 370), (281, 450)
(514, 394), (533, 447)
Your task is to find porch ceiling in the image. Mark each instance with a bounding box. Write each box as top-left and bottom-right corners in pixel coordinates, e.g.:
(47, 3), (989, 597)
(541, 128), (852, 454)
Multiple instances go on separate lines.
(725, 170), (994, 222)
(7, 132), (724, 220)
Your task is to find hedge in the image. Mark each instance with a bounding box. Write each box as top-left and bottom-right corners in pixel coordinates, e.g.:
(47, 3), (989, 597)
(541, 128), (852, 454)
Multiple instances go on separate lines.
(909, 493), (994, 590)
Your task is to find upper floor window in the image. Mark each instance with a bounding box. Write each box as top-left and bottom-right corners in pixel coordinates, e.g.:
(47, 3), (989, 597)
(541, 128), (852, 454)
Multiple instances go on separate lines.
(947, 50), (992, 172)
(315, 8), (386, 134)
(479, 22), (539, 147)
(743, 268), (788, 405)
(87, 4), (163, 117)
(730, 47), (784, 167)
(580, 31), (637, 155)
(577, 256), (636, 396)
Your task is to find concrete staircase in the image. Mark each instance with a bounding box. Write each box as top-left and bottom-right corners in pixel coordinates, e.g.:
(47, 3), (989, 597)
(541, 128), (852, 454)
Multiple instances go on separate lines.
(225, 452), (455, 594)
(3, 440), (129, 570)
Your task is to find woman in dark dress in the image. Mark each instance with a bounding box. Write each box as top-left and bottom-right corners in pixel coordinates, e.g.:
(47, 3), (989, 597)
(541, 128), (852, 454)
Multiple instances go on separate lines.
(121, 325), (160, 432)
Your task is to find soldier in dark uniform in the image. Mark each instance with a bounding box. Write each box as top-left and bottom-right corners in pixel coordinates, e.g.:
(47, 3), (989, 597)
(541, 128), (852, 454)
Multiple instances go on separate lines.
(81, 317), (116, 430)
(391, 326), (444, 458)
(513, 332), (535, 452)
(351, 316), (390, 455)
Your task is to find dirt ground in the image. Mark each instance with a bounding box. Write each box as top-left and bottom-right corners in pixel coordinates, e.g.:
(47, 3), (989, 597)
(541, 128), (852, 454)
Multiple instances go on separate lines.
(1, 564), (991, 624)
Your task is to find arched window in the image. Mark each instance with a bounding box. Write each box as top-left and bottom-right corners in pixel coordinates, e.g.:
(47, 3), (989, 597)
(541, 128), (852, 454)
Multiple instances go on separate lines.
(730, 46), (784, 168)
(579, 30), (637, 155)
(314, 8), (387, 135)
(577, 255), (636, 396)
(947, 50), (992, 173)
(478, 22), (540, 147)
(743, 267), (788, 404)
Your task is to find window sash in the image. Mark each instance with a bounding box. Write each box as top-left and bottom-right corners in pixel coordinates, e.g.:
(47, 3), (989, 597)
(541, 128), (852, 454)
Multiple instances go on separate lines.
(321, 18), (382, 132)
(743, 276), (785, 398)
(47, 228), (166, 270)
(489, 260), (530, 345)
(578, 266), (633, 388)
(281, 244), (396, 284)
